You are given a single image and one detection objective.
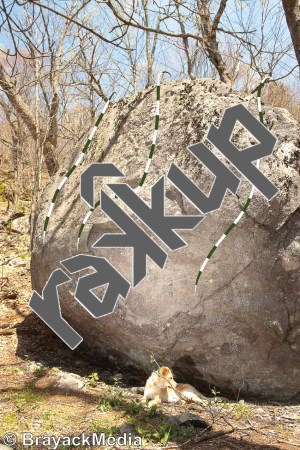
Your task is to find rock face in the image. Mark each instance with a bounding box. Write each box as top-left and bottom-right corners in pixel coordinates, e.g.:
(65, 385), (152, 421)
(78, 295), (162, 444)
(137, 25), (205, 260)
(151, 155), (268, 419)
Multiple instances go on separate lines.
(31, 79), (300, 401)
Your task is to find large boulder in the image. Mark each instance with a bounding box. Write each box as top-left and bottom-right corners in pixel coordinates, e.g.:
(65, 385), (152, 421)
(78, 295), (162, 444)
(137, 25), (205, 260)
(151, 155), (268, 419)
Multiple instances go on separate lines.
(31, 79), (300, 401)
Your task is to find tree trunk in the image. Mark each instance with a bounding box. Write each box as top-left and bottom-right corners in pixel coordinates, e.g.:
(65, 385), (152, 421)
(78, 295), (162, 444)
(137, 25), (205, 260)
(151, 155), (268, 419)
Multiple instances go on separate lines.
(145, 31), (154, 87)
(43, 92), (59, 176)
(197, 0), (233, 85)
(282, 0), (300, 67)
(142, 0), (154, 87)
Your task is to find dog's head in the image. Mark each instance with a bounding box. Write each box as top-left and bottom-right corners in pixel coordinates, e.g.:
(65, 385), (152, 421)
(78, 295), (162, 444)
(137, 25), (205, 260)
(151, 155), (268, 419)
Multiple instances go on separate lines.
(152, 366), (175, 389)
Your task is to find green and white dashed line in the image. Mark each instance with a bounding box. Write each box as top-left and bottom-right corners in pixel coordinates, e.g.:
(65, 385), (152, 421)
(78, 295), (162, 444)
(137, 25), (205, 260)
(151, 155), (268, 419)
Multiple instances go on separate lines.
(43, 92), (115, 244)
(194, 77), (273, 293)
(77, 71), (170, 249)
(133, 71), (170, 194)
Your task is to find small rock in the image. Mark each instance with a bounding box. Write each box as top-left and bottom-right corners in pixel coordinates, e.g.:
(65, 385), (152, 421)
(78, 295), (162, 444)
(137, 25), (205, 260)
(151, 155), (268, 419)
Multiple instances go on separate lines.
(29, 362), (44, 373)
(11, 215), (29, 233)
(118, 423), (135, 435)
(169, 412), (211, 429)
(209, 406), (222, 415)
(8, 258), (26, 267)
(54, 372), (84, 391)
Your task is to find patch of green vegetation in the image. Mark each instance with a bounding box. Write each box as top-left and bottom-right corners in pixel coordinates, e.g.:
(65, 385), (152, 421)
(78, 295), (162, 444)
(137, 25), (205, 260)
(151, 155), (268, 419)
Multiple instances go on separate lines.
(126, 400), (161, 421)
(89, 421), (119, 435)
(88, 372), (99, 387)
(44, 421), (53, 431)
(1, 412), (18, 429)
(98, 389), (124, 412)
(48, 367), (61, 374)
(93, 378), (196, 447)
(233, 402), (251, 420)
(216, 400), (231, 410)
(112, 373), (122, 386)
(98, 398), (114, 412)
(127, 399), (144, 417)
(18, 252), (29, 260)
(99, 394), (193, 446)
(275, 423), (295, 439)
(41, 411), (51, 420)
(211, 387), (220, 396)
(136, 421), (194, 445)
(123, 399), (193, 445)
(15, 383), (41, 409)
(16, 200), (30, 215)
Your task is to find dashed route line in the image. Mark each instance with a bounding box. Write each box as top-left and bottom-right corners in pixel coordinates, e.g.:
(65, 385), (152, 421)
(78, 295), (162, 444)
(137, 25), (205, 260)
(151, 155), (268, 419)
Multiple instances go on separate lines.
(194, 77), (273, 293)
(77, 71), (170, 249)
(43, 93), (115, 244)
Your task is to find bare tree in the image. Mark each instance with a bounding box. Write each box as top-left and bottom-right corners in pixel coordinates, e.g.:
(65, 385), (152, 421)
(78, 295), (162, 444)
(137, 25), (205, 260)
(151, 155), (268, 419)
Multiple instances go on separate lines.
(0, 0), (124, 178)
(105, 0), (264, 85)
(0, 0), (298, 207)
(0, 0), (77, 177)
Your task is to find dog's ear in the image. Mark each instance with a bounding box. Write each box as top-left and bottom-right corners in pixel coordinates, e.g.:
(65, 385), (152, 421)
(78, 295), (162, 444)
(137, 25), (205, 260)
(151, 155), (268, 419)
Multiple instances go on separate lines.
(160, 367), (170, 377)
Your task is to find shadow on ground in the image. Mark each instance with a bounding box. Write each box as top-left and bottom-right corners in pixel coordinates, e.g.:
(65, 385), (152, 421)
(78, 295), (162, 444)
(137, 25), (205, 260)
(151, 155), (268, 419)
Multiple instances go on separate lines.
(11, 315), (297, 450)
(15, 312), (147, 387)
(187, 436), (286, 450)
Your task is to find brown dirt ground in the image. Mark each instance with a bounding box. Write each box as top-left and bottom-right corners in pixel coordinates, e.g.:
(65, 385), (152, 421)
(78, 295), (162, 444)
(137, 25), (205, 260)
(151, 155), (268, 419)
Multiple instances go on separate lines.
(0, 201), (300, 450)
